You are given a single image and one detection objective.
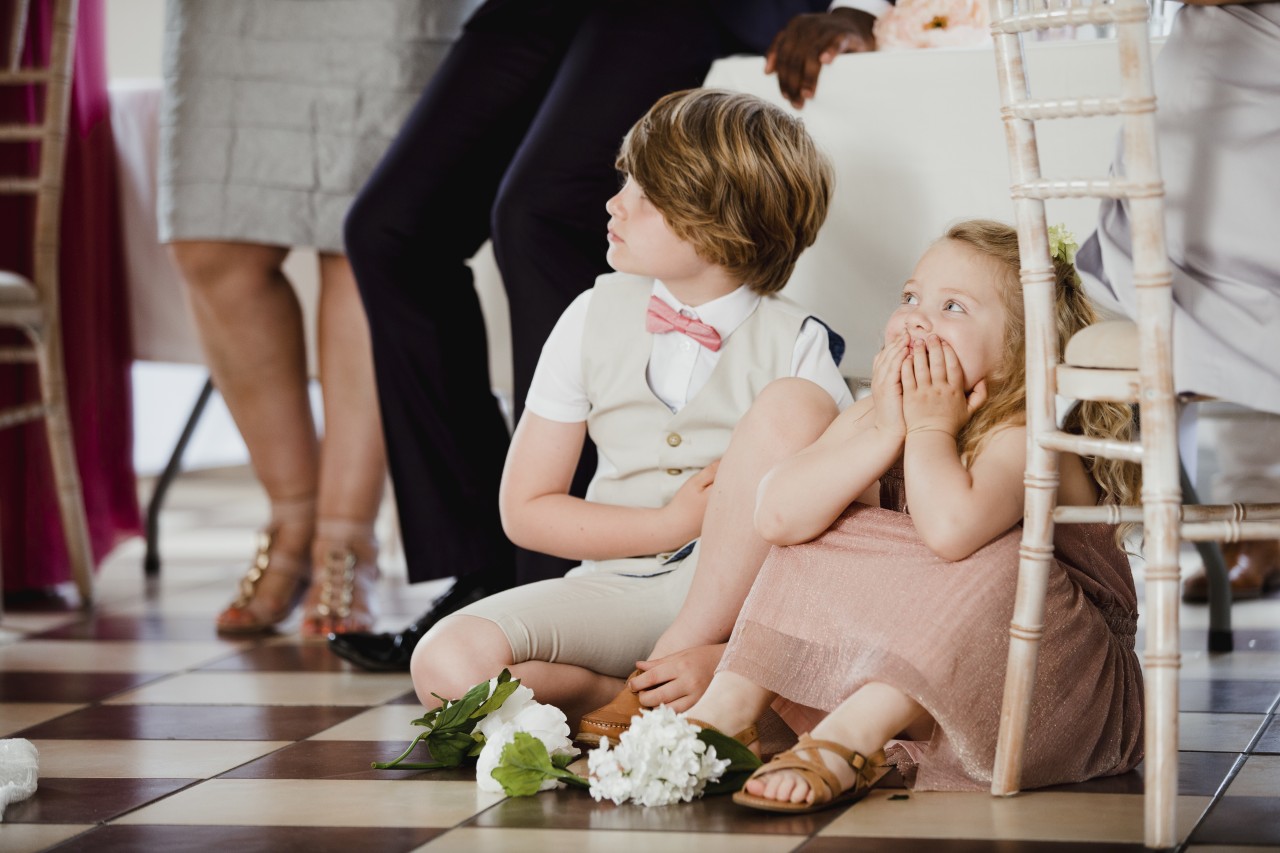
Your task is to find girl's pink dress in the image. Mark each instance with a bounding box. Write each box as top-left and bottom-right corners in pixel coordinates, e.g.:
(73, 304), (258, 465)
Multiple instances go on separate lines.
(720, 463), (1144, 791)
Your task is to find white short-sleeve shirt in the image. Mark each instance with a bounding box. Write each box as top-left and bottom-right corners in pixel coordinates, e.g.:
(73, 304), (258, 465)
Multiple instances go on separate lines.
(526, 280), (852, 422)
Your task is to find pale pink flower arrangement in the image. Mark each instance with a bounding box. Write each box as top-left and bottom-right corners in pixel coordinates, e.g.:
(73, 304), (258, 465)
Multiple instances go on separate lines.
(873, 0), (991, 50)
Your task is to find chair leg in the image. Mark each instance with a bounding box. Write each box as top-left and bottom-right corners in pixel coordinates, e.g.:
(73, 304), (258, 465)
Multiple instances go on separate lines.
(34, 330), (95, 608)
(1180, 465), (1233, 652)
(144, 377), (216, 577)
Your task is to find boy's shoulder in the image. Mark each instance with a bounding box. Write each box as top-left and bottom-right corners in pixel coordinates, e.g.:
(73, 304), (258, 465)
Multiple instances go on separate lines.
(592, 271), (654, 295)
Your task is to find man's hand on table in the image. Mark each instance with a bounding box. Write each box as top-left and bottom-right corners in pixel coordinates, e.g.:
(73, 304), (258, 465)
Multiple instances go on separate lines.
(766, 8), (877, 109)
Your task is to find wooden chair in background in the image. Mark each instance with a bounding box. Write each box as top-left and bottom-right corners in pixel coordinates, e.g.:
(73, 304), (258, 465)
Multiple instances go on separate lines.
(0, 0), (93, 606)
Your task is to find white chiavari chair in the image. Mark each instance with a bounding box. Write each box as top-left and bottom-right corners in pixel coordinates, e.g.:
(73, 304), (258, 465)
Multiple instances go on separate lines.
(986, 0), (1280, 847)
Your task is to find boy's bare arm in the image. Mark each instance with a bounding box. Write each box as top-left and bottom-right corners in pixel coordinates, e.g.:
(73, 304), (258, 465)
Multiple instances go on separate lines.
(499, 412), (715, 561)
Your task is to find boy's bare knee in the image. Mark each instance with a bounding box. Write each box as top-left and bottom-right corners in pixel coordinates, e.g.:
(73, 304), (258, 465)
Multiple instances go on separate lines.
(410, 614), (515, 706)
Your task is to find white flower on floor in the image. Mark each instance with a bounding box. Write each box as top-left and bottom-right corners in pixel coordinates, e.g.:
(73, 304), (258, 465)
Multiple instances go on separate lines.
(475, 698), (578, 793)
(587, 706), (730, 806)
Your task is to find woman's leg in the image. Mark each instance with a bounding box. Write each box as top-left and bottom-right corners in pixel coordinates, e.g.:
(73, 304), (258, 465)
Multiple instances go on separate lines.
(170, 240), (318, 631)
(300, 253), (388, 637)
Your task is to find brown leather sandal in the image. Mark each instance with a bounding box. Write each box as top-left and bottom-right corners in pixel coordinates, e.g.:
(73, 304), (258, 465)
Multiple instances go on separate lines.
(576, 670), (644, 747)
(731, 733), (887, 814)
(686, 717), (760, 747)
(216, 528), (311, 634)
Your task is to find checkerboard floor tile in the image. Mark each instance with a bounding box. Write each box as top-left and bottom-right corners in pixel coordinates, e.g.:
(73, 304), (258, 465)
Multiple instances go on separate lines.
(1, 466), (1278, 852)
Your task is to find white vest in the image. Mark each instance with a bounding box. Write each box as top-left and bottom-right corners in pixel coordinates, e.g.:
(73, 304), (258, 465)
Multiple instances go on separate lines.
(577, 272), (810, 576)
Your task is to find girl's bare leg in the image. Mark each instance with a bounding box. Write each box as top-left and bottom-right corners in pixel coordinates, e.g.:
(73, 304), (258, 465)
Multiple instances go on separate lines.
(301, 253), (388, 637)
(171, 240), (318, 631)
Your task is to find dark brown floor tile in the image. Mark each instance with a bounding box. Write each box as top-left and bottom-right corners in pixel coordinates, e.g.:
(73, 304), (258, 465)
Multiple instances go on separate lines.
(33, 614), (246, 643)
(388, 690), (423, 705)
(13, 704), (365, 741)
(197, 643), (363, 673)
(469, 785), (842, 835)
(2, 778), (196, 824)
(1039, 750), (1238, 797)
(1188, 795), (1280, 845)
(220, 740), (477, 782)
(1225, 629), (1280, 652)
(47, 824), (443, 853)
(1180, 679), (1280, 714)
(1256, 717), (1280, 754)
(2, 585), (79, 611)
(799, 840), (1147, 853)
(0, 671), (163, 703)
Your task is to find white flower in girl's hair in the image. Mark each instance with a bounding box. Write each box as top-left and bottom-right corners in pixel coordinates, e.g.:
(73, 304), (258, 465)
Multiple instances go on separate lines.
(586, 706), (731, 807)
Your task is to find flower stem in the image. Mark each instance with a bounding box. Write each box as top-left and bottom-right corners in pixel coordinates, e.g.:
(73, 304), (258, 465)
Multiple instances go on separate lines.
(371, 730), (434, 769)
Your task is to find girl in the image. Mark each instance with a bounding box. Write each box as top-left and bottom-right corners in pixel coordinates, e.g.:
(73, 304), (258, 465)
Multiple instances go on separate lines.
(679, 219), (1143, 813)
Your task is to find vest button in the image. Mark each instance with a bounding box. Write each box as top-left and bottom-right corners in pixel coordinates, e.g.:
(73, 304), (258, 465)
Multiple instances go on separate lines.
(666, 468), (682, 476)
(667, 433), (682, 447)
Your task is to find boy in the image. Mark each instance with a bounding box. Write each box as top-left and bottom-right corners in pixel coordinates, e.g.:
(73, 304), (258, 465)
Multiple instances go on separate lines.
(410, 88), (851, 734)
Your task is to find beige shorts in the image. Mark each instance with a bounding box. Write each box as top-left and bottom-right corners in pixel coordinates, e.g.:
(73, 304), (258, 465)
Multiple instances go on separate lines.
(455, 546), (700, 678)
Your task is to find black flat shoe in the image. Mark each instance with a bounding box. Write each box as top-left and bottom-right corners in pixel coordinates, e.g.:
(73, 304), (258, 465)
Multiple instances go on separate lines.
(327, 575), (495, 671)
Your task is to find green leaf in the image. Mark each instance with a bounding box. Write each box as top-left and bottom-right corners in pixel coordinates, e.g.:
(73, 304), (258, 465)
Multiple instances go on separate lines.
(427, 730), (482, 768)
(474, 677), (521, 719)
(550, 751), (576, 770)
(435, 679), (491, 731)
(489, 733), (589, 797)
(696, 729), (762, 773)
(701, 769), (755, 797)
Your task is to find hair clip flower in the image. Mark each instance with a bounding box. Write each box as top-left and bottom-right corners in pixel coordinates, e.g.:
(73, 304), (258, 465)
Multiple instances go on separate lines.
(1047, 224), (1078, 266)
(1048, 224), (1083, 288)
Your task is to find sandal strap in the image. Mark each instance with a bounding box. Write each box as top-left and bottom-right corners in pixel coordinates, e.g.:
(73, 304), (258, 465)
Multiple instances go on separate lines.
(743, 733), (884, 806)
(686, 717), (759, 746)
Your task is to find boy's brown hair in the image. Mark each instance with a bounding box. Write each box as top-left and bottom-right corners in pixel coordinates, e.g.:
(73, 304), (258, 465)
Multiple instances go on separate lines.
(616, 88), (832, 296)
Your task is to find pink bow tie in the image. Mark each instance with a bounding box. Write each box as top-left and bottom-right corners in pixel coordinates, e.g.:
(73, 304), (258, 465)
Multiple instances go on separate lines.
(644, 296), (722, 352)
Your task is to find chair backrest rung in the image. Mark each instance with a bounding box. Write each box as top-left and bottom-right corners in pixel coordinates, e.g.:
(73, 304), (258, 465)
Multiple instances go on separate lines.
(992, 2), (1148, 34)
(0, 177), (41, 194)
(1007, 95), (1155, 121)
(1013, 178), (1162, 200)
(0, 346), (39, 363)
(0, 402), (47, 431)
(0, 122), (45, 141)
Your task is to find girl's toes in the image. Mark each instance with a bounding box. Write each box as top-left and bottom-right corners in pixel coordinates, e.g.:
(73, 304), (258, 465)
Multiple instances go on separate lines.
(745, 776), (768, 797)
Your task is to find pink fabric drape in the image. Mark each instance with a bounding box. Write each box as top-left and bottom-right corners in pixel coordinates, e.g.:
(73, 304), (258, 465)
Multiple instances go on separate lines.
(1, 0), (140, 594)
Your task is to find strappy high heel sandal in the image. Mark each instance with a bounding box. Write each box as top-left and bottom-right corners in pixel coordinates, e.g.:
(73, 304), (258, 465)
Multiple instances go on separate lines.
(299, 519), (380, 640)
(731, 733), (887, 814)
(216, 498), (315, 635)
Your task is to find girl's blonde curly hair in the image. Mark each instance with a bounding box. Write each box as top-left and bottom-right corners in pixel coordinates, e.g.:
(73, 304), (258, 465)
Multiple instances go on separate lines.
(945, 219), (1140, 511)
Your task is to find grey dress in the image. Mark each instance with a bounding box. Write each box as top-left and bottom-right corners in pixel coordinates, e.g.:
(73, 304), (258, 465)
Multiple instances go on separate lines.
(1075, 2), (1280, 414)
(158, 0), (482, 253)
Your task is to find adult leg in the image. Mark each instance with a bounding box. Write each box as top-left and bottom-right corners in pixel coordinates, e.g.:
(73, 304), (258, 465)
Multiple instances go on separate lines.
(299, 253), (388, 638)
(170, 240), (317, 632)
(490, 0), (737, 583)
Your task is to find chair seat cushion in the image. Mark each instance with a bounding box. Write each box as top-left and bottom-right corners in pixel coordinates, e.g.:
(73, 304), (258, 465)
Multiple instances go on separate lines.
(0, 270), (38, 305)
(1063, 320), (1139, 369)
